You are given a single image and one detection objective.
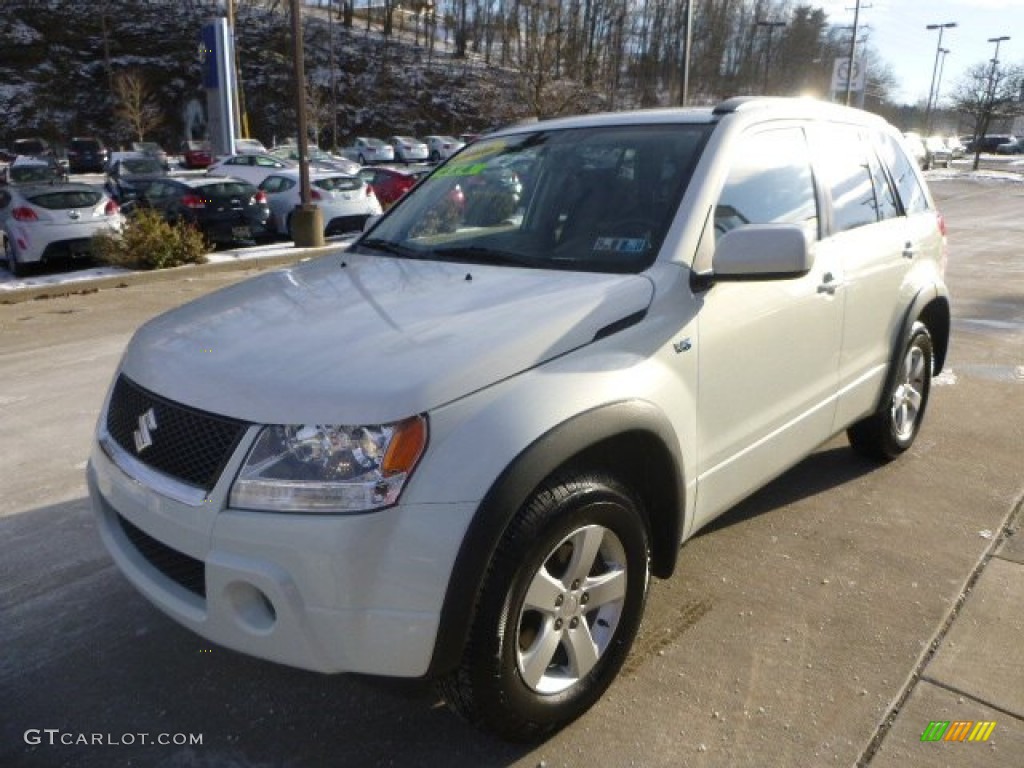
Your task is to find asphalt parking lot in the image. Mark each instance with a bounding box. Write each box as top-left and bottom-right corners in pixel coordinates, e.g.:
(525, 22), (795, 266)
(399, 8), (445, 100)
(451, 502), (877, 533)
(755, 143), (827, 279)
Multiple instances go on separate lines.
(1, 176), (1022, 767)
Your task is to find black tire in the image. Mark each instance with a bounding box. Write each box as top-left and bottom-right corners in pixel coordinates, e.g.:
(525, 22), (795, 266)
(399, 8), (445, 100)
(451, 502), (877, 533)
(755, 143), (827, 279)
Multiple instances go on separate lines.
(437, 473), (650, 742)
(4, 235), (22, 278)
(430, 150), (440, 163)
(848, 322), (933, 461)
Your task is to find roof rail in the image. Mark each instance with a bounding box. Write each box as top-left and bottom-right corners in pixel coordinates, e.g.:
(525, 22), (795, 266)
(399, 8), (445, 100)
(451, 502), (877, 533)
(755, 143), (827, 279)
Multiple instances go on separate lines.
(712, 96), (766, 115)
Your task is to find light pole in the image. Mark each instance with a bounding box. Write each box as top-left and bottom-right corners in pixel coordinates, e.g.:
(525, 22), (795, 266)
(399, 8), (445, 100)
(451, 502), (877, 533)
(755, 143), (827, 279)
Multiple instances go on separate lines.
(932, 47), (950, 128)
(757, 19), (787, 95)
(924, 22), (957, 132)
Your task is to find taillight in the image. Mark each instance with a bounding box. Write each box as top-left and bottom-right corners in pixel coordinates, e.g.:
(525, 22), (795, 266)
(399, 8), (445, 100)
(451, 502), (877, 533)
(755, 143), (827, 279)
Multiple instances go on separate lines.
(366, 184), (374, 197)
(182, 194), (206, 209)
(937, 212), (947, 237)
(253, 190), (268, 205)
(310, 188), (322, 201)
(104, 199), (120, 216)
(12, 206), (38, 222)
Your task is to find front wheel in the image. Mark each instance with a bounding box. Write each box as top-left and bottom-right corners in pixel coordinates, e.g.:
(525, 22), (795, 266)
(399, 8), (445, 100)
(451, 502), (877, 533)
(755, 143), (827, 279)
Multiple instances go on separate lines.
(438, 473), (650, 741)
(848, 322), (933, 461)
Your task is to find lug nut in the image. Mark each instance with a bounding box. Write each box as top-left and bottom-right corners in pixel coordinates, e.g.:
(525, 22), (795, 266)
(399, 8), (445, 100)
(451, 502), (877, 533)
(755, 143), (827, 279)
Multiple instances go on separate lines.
(581, 592), (590, 605)
(571, 579), (580, 590)
(569, 618), (579, 629)
(554, 619), (563, 630)
(555, 595), (564, 607)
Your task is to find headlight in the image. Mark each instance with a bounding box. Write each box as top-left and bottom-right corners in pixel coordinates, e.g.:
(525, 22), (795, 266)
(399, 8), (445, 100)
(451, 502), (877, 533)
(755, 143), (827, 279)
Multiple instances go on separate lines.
(229, 417), (427, 513)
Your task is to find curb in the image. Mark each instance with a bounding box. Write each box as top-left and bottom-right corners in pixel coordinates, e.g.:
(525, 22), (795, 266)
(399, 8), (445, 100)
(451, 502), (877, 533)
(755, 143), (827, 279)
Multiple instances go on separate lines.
(0, 242), (344, 305)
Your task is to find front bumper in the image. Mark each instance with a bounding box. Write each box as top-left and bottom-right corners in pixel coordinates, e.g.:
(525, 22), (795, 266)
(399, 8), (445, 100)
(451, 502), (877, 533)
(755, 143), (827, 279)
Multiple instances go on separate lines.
(88, 437), (474, 677)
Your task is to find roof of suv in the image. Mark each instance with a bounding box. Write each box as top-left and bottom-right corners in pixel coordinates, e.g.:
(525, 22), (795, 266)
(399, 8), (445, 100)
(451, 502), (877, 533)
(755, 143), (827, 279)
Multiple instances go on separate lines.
(488, 97), (889, 137)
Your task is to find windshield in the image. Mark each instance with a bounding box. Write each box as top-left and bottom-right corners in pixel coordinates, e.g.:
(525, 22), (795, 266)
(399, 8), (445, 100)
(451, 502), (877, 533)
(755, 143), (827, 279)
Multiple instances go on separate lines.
(356, 124), (710, 273)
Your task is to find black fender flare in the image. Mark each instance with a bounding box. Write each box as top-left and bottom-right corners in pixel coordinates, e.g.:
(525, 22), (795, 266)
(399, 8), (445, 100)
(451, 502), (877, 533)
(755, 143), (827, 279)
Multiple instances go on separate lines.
(425, 400), (686, 677)
(879, 284), (950, 410)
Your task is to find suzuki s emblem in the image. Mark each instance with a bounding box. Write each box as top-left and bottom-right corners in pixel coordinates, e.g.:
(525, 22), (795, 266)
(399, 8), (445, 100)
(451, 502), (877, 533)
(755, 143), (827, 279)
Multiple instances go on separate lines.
(133, 408), (158, 453)
(68, 210), (81, 220)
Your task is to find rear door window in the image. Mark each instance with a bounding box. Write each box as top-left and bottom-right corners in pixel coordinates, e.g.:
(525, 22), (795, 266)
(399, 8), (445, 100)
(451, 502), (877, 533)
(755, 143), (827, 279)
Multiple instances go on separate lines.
(810, 125), (879, 234)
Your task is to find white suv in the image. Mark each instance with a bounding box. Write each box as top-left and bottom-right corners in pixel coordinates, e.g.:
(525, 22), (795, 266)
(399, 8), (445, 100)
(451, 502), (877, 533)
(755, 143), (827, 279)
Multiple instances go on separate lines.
(88, 98), (949, 740)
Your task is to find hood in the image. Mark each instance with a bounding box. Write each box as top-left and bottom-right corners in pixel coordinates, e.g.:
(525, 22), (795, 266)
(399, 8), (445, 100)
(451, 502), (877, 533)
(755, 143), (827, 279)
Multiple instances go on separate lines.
(121, 253), (654, 425)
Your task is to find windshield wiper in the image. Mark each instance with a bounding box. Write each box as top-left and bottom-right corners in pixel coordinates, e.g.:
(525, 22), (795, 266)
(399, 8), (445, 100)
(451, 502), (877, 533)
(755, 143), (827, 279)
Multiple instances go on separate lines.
(431, 246), (539, 268)
(357, 238), (424, 259)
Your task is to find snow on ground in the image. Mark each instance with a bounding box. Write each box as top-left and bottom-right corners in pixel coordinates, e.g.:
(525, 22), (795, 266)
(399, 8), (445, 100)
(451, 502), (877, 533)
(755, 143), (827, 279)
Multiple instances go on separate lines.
(0, 235), (357, 293)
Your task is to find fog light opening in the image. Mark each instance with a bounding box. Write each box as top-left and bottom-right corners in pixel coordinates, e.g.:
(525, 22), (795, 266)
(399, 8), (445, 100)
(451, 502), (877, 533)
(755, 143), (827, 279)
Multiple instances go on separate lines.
(225, 581), (277, 633)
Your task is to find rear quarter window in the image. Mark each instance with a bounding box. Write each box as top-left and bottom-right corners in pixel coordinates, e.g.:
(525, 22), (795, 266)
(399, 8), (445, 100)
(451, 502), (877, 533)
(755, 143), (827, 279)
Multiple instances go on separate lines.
(879, 134), (930, 215)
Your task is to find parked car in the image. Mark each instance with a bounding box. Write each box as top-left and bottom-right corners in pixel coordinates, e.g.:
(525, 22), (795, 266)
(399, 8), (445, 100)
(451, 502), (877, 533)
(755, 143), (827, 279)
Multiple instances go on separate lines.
(181, 140), (215, 169)
(206, 153), (292, 186)
(234, 138), (268, 155)
(1, 181), (122, 276)
(87, 97), (949, 742)
(944, 135), (965, 159)
(923, 135), (952, 169)
(268, 144), (361, 176)
(131, 176), (270, 246)
(423, 135), (465, 163)
(995, 137), (1023, 155)
(1, 155), (67, 186)
(104, 155), (168, 209)
(386, 135), (429, 163)
(258, 169), (382, 238)
(345, 137), (394, 165)
(132, 141), (170, 170)
(66, 137), (109, 173)
(964, 134), (1015, 154)
(12, 137), (52, 158)
(902, 132), (927, 169)
(357, 166), (429, 208)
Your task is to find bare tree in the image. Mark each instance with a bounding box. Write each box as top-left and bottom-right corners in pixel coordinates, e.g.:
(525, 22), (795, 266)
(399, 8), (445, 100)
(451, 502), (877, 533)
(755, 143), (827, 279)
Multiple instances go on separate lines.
(113, 70), (164, 142)
(950, 60), (1024, 170)
(305, 81), (334, 147)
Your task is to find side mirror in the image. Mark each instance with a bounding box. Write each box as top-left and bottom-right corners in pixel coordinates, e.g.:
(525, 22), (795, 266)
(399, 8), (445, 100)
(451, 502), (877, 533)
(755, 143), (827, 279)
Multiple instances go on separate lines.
(712, 223), (813, 280)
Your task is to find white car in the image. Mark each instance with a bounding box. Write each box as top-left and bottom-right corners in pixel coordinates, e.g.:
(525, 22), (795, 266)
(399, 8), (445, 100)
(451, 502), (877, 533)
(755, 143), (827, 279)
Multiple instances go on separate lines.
(258, 169), (382, 238)
(269, 144), (361, 176)
(234, 138), (268, 155)
(346, 137), (394, 165)
(1, 182), (123, 276)
(423, 134), (465, 163)
(386, 135), (429, 163)
(88, 97), (949, 741)
(206, 153), (292, 185)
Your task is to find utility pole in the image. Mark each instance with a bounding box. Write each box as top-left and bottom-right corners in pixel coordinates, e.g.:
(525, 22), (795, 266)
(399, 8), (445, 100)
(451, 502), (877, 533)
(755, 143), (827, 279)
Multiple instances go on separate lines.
(757, 19), (787, 95)
(329, 0), (338, 150)
(681, 0), (693, 105)
(290, 0), (324, 246)
(843, 0), (863, 106)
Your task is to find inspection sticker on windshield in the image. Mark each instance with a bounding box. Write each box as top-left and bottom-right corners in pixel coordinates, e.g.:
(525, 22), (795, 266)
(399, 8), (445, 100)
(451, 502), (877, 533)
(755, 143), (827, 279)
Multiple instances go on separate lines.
(593, 237), (648, 253)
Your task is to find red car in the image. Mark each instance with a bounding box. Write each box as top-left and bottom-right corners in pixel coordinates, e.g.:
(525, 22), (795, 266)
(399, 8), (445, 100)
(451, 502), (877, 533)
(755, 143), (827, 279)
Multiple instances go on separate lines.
(181, 140), (214, 169)
(358, 166), (428, 208)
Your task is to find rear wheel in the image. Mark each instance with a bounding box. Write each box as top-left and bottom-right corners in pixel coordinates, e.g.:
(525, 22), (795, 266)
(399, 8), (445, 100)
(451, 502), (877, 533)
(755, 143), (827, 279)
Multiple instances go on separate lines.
(848, 322), (933, 461)
(438, 473), (650, 741)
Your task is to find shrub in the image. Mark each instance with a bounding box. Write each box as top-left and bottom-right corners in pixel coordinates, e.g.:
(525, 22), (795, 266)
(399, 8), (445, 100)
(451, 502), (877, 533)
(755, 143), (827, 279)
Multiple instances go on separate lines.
(93, 209), (209, 270)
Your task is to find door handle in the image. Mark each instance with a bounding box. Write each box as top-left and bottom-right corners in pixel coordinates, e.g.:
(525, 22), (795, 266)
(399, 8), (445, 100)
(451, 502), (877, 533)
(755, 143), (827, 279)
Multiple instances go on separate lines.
(818, 272), (841, 295)
(902, 241), (916, 259)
